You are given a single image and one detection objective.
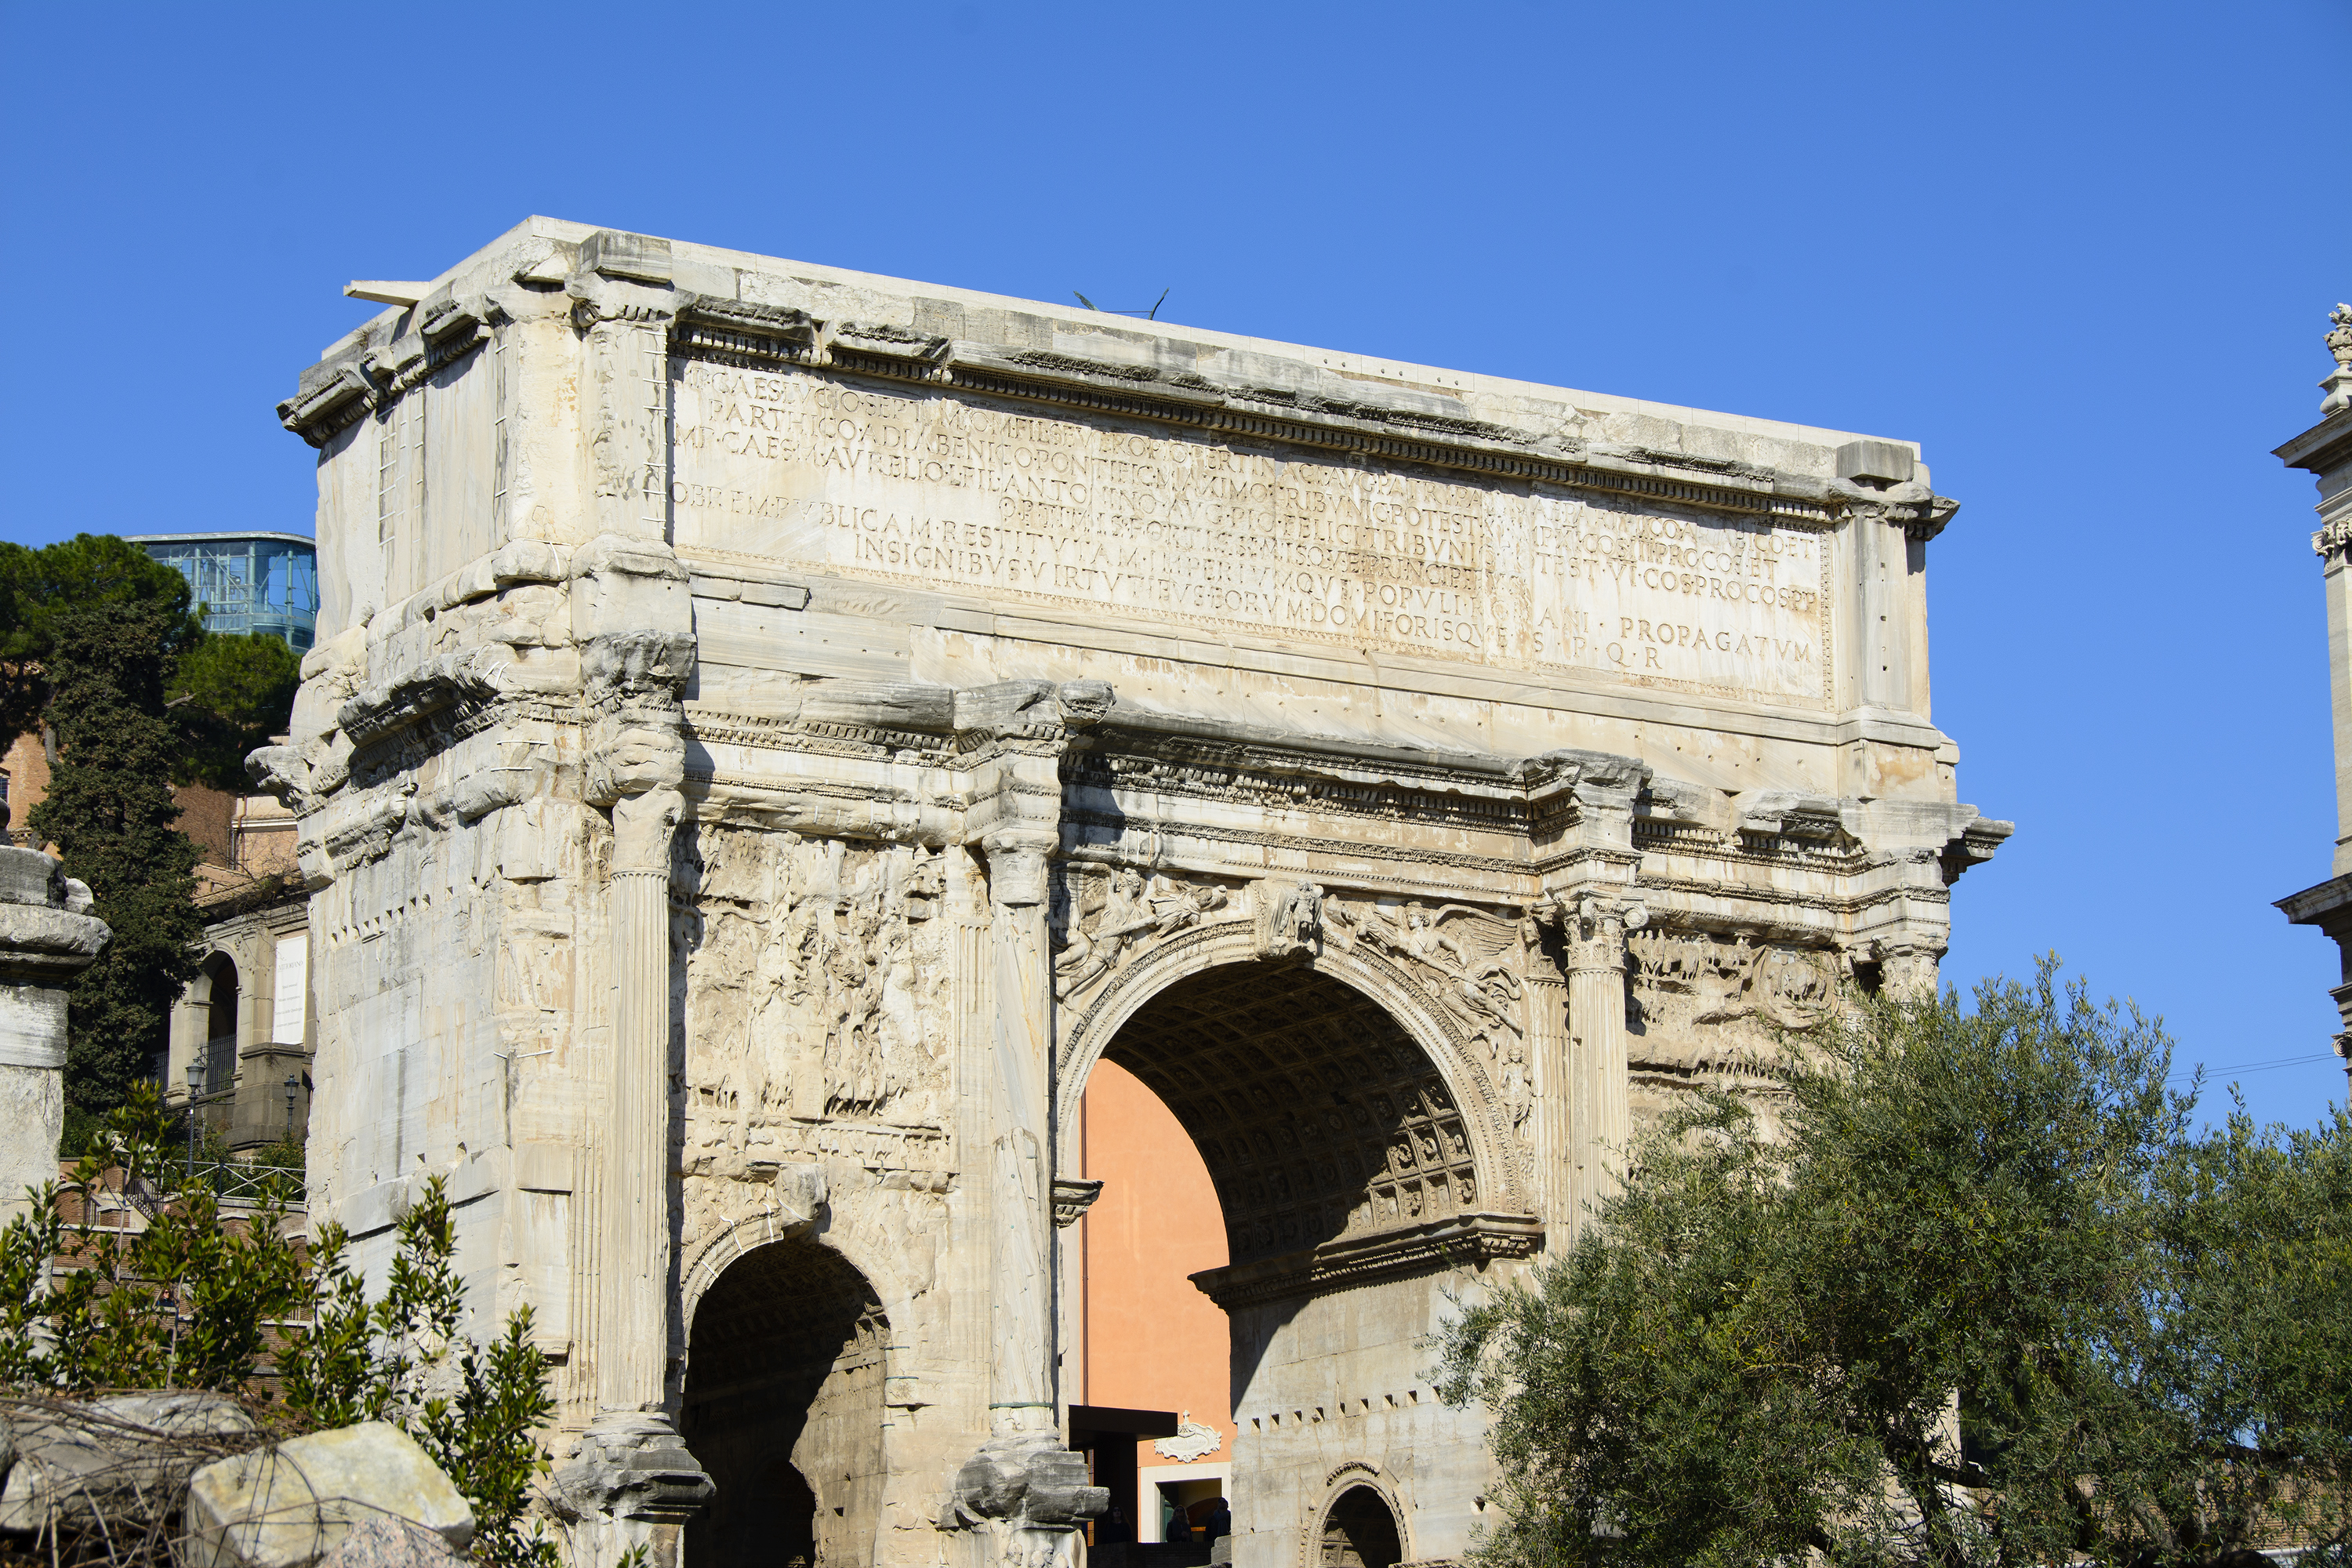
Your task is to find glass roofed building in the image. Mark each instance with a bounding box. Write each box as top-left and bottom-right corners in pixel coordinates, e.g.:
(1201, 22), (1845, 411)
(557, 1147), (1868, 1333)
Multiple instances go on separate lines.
(128, 532), (320, 651)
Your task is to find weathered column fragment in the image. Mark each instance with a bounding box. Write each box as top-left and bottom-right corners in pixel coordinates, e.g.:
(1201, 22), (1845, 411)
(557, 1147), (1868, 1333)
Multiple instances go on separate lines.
(0, 849), (107, 1221)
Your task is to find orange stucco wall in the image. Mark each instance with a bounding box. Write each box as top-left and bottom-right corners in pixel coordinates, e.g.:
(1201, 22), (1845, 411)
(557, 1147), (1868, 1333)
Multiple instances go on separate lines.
(3, 731), (52, 844)
(1079, 1059), (1235, 1472)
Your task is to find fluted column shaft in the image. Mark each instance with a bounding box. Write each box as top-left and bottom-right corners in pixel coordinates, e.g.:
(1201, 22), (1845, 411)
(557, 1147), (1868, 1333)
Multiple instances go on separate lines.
(982, 828), (1058, 1436)
(1564, 909), (1632, 1238)
(598, 786), (681, 1416)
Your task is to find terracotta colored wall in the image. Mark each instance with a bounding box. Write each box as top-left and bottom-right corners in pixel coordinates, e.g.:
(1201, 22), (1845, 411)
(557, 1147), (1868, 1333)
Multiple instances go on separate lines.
(1079, 1058), (1236, 1472)
(173, 783), (234, 868)
(3, 731), (52, 843)
(5, 731), (237, 872)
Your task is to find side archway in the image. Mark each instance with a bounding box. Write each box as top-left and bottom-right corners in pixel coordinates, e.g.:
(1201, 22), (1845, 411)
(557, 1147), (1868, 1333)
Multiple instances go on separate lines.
(1312, 1480), (1407, 1568)
(680, 1234), (889, 1568)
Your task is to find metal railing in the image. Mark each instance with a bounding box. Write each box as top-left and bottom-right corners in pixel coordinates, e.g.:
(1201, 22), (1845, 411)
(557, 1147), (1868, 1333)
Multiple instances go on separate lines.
(185, 1161), (306, 1207)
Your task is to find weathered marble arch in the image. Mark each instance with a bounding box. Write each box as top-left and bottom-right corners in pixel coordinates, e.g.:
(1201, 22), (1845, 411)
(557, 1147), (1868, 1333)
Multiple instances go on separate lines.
(267, 219), (2009, 1568)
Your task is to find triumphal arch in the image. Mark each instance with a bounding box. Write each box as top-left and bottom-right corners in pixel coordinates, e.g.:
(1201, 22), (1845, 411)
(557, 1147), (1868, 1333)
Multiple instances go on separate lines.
(260, 219), (2009, 1568)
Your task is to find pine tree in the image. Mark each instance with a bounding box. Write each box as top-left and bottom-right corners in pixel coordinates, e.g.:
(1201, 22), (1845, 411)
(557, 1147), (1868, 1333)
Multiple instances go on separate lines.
(27, 599), (205, 1116)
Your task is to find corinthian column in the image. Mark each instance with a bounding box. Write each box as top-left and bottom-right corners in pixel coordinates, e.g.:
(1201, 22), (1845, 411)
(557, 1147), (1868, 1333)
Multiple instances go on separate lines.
(1564, 897), (1640, 1236)
(981, 827), (1058, 1436)
(943, 684), (1109, 1560)
(555, 496), (712, 1539)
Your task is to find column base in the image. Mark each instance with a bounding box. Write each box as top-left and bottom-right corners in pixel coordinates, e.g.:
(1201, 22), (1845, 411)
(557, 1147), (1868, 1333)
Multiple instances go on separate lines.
(554, 1412), (714, 1526)
(941, 1431), (1107, 1531)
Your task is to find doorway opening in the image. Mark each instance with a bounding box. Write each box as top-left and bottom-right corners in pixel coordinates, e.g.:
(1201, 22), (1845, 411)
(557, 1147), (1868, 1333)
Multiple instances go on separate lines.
(1319, 1486), (1403, 1568)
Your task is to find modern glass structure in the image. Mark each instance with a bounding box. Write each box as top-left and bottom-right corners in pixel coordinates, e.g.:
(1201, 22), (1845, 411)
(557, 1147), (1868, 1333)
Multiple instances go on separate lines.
(127, 532), (320, 651)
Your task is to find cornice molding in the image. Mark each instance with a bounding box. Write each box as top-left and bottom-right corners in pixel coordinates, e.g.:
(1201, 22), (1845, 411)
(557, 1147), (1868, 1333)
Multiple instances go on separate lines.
(1189, 1211), (1544, 1312)
(653, 297), (1962, 529)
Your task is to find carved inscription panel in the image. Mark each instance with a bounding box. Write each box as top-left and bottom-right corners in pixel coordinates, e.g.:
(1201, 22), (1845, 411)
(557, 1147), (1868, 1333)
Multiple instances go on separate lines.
(669, 365), (1833, 707)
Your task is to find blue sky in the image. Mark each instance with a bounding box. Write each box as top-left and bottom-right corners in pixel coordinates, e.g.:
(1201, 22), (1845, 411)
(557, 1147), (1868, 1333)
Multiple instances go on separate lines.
(5, 0), (2346, 1127)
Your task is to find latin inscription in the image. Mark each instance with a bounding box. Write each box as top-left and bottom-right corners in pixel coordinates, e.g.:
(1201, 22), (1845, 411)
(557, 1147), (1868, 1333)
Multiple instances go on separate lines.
(670, 365), (1831, 705)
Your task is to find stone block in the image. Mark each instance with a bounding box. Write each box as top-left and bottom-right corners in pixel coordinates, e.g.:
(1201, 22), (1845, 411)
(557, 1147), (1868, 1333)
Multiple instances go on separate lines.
(185, 1422), (474, 1568)
(315, 1517), (462, 1568)
(1835, 437), (1915, 484)
(0, 1392), (257, 1535)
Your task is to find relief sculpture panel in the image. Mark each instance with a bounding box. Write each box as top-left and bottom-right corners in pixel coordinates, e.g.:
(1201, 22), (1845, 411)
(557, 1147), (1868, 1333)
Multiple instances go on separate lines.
(1624, 927), (1839, 1086)
(680, 828), (952, 1179)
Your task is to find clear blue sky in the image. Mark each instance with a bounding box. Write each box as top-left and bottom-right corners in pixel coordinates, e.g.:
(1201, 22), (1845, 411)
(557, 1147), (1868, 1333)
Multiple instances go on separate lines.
(5, 1), (2346, 1127)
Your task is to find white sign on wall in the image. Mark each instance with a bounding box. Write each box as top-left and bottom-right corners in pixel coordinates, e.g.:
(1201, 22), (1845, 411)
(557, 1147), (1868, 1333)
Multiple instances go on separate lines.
(271, 933), (307, 1044)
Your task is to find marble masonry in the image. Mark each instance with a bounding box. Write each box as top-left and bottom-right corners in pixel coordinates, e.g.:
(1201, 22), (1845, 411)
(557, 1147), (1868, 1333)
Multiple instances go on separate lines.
(262, 218), (2010, 1568)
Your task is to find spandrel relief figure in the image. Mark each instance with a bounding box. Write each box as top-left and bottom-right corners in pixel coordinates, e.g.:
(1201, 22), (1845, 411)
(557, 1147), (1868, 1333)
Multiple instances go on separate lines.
(1052, 867), (1231, 999)
(1330, 896), (1526, 1058)
(1500, 1040), (1532, 1138)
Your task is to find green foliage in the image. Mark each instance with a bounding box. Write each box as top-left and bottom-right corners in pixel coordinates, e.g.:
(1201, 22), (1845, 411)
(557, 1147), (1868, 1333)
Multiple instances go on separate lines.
(0, 1083), (304, 1392)
(280, 1179), (561, 1568)
(1438, 960), (2352, 1568)
(170, 630), (303, 789)
(28, 598), (205, 1114)
(5, 534), (305, 1112)
(0, 534), (201, 745)
(250, 1131), (307, 1180)
(1, 1098), (561, 1568)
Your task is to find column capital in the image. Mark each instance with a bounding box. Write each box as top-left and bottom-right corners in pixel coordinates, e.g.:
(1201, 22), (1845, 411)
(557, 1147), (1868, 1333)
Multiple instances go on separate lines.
(980, 829), (1061, 908)
(610, 786), (684, 876)
(1540, 892), (1646, 973)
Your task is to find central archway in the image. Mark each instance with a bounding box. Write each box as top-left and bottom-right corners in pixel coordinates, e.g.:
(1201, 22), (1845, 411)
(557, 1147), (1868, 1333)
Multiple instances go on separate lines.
(1063, 944), (1527, 1568)
(1100, 965), (1485, 1262)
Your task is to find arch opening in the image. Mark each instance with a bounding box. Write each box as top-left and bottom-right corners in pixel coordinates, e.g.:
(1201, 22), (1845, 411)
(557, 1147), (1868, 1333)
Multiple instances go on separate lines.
(1100, 964), (1483, 1267)
(1319, 1487), (1403, 1568)
(682, 1236), (887, 1568)
(1073, 960), (1484, 1565)
(201, 954), (239, 1102)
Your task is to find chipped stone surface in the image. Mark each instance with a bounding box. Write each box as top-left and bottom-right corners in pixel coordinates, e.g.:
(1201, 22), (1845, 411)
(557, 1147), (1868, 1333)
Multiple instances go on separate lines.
(274, 220), (2007, 1568)
(314, 1517), (461, 1568)
(185, 1423), (473, 1568)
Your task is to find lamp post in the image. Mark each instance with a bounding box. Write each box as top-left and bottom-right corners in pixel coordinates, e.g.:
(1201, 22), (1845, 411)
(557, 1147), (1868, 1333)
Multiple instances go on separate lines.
(184, 1058), (201, 1187)
(284, 1074), (299, 1145)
